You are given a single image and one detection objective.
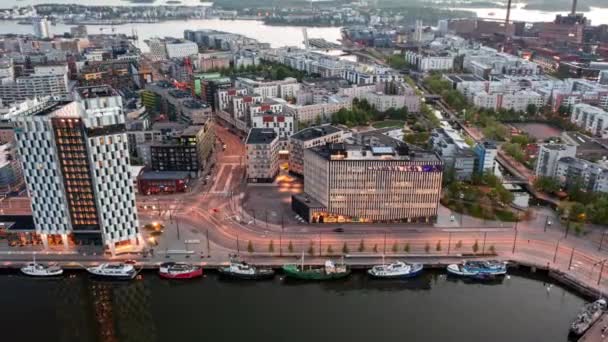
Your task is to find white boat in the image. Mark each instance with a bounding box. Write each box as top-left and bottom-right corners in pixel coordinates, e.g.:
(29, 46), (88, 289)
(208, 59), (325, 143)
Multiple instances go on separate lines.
(20, 262), (63, 277)
(86, 263), (138, 280)
(570, 299), (608, 336)
(368, 260), (424, 279)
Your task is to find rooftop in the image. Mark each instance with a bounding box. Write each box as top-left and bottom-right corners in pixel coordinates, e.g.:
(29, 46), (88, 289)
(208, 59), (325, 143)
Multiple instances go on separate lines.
(75, 85), (119, 99)
(291, 125), (342, 142)
(246, 128), (277, 145)
(311, 142), (441, 163)
(138, 170), (192, 181)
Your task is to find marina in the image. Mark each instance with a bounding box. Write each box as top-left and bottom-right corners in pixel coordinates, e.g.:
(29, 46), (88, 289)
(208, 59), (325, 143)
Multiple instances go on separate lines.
(0, 267), (587, 341)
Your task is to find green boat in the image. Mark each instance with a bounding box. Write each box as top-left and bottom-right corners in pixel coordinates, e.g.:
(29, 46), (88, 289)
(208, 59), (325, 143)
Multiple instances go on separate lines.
(282, 259), (351, 280)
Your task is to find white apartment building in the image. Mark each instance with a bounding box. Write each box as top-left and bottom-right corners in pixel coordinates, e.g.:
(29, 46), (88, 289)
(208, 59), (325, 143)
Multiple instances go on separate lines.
(364, 91), (421, 113)
(32, 17), (51, 39)
(245, 128), (280, 183)
(404, 51), (454, 72)
(165, 40), (199, 59)
(251, 113), (295, 142)
(571, 103), (608, 137)
(235, 77), (300, 99)
(535, 143), (577, 177)
(9, 86), (141, 254)
(472, 90), (543, 112)
(284, 95), (352, 124)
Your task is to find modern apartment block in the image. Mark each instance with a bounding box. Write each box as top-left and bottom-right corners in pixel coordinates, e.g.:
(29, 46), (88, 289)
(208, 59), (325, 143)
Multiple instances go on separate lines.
(293, 143), (443, 223)
(9, 86), (141, 253)
(245, 128), (280, 183)
(288, 124), (347, 176)
(555, 156), (608, 193)
(535, 143), (577, 177)
(473, 141), (497, 174)
(150, 120), (215, 176)
(570, 103), (608, 137)
(0, 64), (69, 106)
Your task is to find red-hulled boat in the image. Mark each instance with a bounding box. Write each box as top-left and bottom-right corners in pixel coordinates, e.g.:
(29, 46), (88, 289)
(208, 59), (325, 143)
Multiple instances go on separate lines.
(158, 262), (203, 279)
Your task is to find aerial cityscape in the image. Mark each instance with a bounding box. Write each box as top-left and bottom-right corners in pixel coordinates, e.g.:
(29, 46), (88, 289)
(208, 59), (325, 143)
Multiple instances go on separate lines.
(1, 0), (608, 340)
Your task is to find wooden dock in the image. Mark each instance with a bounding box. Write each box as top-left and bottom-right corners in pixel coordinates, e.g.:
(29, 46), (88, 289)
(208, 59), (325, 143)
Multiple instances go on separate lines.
(579, 313), (608, 341)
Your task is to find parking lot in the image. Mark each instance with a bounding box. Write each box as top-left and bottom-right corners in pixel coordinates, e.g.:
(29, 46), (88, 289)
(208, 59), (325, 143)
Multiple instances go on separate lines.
(242, 173), (305, 226)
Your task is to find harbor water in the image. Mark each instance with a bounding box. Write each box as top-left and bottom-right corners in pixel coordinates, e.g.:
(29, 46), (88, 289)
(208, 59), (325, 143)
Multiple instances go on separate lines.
(0, 269), (586, 342)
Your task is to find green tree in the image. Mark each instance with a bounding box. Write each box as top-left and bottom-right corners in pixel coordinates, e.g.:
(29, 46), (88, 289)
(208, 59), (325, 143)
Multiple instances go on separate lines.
(342, 242), (349, 255)
(307, 241), (315, 255)
(268, 240), (274, 253)
(326, 244), (334, 255)
(534, 176), (561, 194)
(436, 240), (442, 251)
(288, 241), (294, 253)
(488, 245), (496, 254)
(472, 240), (479, 254)
(391, 242), (399, 253)
(456, 240), (463, 249)
(247, 240), (254, 253)
(424, 242), (430, 253)
(526, 104), (538, 116)
(404, 242), (410, 253)
(358, 239), (365, 252)
(373, 244), (378, 253)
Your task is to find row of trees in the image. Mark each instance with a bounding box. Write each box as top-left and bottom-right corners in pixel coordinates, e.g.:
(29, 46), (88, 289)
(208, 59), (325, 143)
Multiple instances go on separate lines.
(246, 239), (494, 255)
(208, 61), (310, 82)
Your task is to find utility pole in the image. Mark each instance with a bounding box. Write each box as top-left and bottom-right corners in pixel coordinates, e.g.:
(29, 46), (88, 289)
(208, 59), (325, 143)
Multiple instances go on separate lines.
(236, 235), (240, 255)
(553, 239), (561, 263)
(319, 233), (322, 257)
(447, 232), (452, 255)
(206, 229), (210, 257)
(600, 230), (607, 251)
(512, 227), (518, 254)
(568, 248), (575, 270)
(383, 232), (387, 255)
(598, 259), (606, 286)
(176, 216), (181, 241)
(544, 216), (549, 232)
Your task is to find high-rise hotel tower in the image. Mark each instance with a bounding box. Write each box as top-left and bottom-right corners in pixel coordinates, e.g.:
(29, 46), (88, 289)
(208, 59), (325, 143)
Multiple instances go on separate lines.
(8, 86), (141, 254)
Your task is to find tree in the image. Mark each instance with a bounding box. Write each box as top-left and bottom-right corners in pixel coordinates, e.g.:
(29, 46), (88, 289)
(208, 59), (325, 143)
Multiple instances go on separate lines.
(268, 240), (274, 253)
(526, 103), (538, 116)
(288, 241), (294, 253)
(326, 244), (334, 255)
(534, 176), (561, 194)
(391, 242), (399, 253)
(488, 245), (496, 254)
(247, 240), (254, 253)
(373, 244), (378, 253)
(436, 240), (442, 251)
(424, 242), (430, 253)
(404, 242), (410, 253)
(358, 239), (365, 252)
(456, 240), (463, 249)
(307, 241), (315, 255)
(342, 242), (349, 255)
(472, 240), (479, 254)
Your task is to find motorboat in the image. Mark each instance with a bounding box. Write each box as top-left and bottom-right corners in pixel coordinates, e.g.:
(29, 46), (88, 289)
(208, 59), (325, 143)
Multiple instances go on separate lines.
(447, 260), (507, 277)
(368, 261), (424, 279)
(218, 260), (275, 280)
(158, 262), (203, 279)
(283, 257), (350, 281)
(86, 263), (138, 280)
(20, 262), (63, 277)
(570, 299), (607, 336)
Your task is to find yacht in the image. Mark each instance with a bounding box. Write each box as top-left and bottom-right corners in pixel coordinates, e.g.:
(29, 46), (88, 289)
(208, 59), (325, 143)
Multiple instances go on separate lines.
(20, 263), (63, 277)
(86, 263), (138, 280)
(368, 261), (424, 279)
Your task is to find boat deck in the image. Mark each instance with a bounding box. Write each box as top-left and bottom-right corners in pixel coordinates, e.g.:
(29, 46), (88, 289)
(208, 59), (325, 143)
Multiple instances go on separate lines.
(579, 313), (608, 342)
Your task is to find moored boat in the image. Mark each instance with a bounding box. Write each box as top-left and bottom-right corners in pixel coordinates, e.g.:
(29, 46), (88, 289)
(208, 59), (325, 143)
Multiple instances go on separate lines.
(218, 261), (275, 280)
(447, 260), (507, 277)
(159, 262), (203, 279)
(86, 263), (138, 280)
(283, 257), (350, 281)
(368, 260), (423, 279)
(20, 262), (63, 277)
(570, 299), (607, 336)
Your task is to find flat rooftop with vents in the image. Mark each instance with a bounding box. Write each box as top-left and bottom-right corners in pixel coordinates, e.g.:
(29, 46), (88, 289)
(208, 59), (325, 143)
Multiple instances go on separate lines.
(246, 128), (277, 145)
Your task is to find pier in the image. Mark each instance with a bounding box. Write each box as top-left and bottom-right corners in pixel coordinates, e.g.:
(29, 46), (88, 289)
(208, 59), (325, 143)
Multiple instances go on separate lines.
(307, 38), (341, 50)
(579, 313), (608, 341)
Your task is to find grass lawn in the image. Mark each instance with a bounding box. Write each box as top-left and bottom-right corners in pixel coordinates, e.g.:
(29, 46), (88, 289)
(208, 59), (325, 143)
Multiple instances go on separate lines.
(371, 120), (405, 129)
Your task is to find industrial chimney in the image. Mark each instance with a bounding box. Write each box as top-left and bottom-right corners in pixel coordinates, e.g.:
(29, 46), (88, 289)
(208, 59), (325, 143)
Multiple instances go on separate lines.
(571, 0), (578, 15)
